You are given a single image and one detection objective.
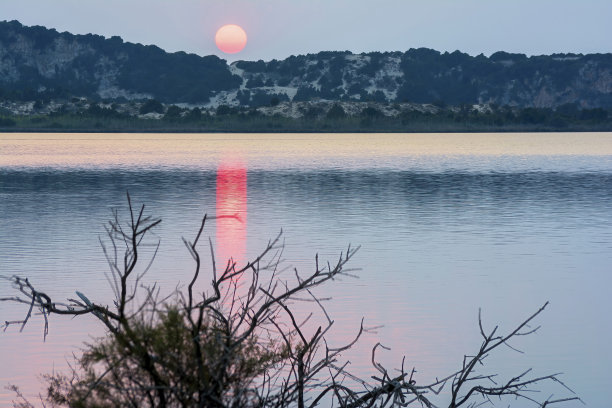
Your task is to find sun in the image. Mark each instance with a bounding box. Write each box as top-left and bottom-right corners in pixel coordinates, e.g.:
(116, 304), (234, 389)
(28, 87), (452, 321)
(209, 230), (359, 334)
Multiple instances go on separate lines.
(215, 24), (247, 54)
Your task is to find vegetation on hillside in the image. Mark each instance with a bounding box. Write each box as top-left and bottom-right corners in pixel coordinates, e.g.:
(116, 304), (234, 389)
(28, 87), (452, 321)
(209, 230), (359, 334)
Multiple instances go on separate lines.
(0, 99), (610, 133)
(0, 20), (240, 104)
(1, 20), (611, 108)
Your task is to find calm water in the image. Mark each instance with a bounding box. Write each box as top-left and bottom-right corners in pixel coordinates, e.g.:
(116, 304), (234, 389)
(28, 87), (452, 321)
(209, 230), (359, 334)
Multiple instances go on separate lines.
(1, 133), (611, 407)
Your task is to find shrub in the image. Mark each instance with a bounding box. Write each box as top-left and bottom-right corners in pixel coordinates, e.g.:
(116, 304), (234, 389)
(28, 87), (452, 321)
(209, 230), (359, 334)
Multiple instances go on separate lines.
(139, 99), (164, 115)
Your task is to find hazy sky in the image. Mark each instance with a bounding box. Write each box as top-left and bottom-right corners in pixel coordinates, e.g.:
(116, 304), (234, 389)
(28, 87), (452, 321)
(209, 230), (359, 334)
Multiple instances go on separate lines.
(3, 0), (611, 62)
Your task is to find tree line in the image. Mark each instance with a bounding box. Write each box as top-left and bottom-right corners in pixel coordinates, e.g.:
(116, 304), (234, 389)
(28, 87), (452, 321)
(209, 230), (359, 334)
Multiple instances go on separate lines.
(0, 100), (610, 132)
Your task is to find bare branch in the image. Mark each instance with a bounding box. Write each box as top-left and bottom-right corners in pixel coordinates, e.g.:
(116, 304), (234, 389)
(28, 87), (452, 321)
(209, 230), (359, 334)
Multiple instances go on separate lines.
(1, 197), (579, 408)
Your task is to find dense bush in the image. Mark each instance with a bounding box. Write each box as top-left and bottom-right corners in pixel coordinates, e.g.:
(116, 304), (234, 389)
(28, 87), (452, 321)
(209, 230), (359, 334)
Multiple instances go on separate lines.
(139, 99), (164, 114)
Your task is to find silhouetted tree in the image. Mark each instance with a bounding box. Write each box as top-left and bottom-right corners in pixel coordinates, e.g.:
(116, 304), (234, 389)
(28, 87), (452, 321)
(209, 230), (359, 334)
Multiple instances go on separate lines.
(164, 105), (182, 119)
(326, 104), (347, 119)
(216, 104), (234, 116)
(139, 99), (164, 115)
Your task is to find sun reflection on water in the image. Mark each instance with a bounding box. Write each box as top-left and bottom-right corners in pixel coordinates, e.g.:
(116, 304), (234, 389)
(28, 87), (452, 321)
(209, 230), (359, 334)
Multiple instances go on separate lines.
(216, 159), (247, 269)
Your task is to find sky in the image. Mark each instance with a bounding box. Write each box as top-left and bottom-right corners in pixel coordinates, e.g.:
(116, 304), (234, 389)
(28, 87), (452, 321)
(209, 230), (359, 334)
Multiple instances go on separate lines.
(2, 0), (611, 62)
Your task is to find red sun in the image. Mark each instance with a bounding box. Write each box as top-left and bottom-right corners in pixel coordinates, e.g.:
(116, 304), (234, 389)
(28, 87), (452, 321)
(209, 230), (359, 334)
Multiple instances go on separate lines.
(215, 24), (247, 54)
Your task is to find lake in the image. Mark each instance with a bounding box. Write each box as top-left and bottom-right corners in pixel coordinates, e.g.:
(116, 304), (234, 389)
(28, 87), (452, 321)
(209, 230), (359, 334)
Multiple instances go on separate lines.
(1, 132), (611, 407)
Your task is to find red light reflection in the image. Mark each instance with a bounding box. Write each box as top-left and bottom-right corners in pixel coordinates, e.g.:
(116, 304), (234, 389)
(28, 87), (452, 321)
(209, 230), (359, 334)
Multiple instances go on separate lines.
(216, 162), (247, 269)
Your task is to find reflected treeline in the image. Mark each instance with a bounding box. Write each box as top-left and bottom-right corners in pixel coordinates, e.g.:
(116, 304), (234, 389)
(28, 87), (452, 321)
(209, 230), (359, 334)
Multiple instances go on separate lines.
(2, 169), (611, 234)
(0, 169), (217, 194)
(2, 169), (612, 205)
(248, 170), (612, 206)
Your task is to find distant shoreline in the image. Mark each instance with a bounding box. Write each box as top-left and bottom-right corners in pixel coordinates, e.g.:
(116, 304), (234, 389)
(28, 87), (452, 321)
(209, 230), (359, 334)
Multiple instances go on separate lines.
(2, 118), (611, 134)
(2, 125), (611, 134)
(2, 102), (611, 134)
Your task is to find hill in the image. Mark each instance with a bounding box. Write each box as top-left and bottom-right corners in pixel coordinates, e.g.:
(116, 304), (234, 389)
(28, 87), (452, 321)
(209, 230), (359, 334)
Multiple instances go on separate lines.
(0, 20), (240, 104)
(0, 20), (611, 109)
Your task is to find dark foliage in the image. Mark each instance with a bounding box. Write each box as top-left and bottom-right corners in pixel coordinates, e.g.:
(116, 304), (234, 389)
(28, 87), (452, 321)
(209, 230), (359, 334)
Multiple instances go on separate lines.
(248, 91), (289, 107)
(164, 105), (182, 120)
(84, 104), (125, 119)
(139, 99), (164, 115)
(245, 76), (265, 88)
(326, 104), (347, 119)
(115, 49), (239, 103)
(235, 59), (268, 73)
(216, 104), (236, 116)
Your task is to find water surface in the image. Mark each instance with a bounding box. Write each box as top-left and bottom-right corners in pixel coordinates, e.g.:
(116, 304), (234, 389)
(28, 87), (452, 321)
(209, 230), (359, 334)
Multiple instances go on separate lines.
(1, 133), (611, 407)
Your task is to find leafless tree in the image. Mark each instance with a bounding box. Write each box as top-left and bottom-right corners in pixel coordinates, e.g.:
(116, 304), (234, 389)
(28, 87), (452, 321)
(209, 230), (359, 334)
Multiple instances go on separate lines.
(2, 194), (581, 407)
